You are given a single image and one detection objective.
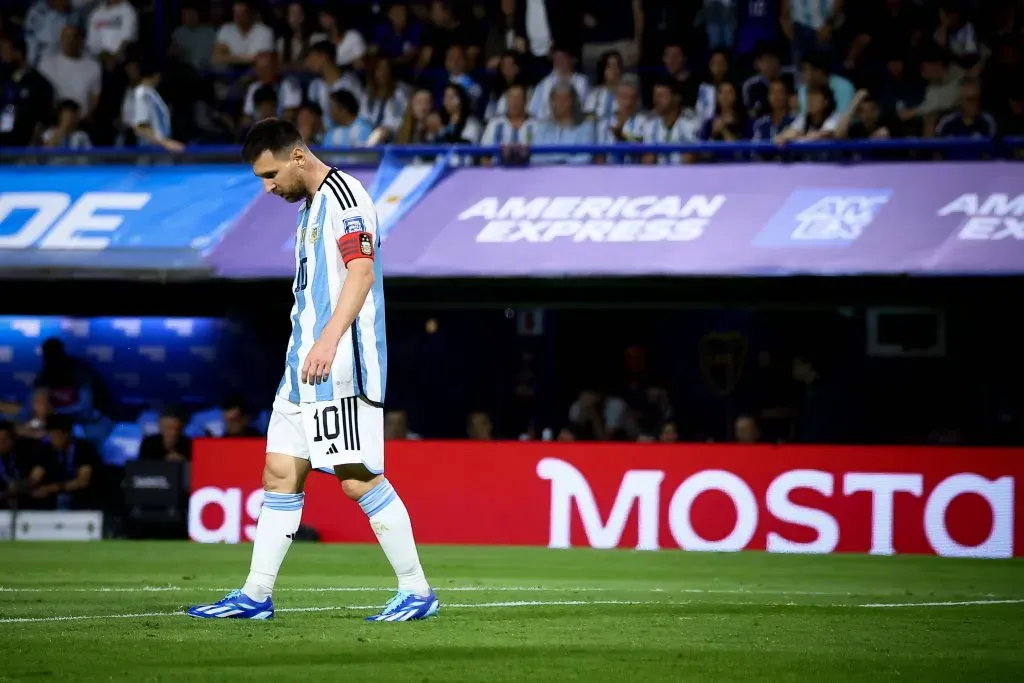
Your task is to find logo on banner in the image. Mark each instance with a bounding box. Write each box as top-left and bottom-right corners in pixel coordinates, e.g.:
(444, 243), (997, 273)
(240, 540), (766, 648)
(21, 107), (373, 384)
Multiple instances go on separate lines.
(698, 331), (747, 396)
(939, 193), (1024, 241)
(753, 189), (892, 247)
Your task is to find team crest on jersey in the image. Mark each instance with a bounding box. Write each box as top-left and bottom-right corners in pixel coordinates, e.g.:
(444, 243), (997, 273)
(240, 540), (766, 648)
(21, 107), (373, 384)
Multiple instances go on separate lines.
(344, 216), (366, 234)
(359, 232), (373, 255)
(308, 224), (321, 243)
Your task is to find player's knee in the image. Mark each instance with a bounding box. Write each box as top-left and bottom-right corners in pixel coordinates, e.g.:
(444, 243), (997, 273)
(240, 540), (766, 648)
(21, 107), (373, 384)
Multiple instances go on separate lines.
(262, 456), (303, 493)
(339, 475), (382, 501)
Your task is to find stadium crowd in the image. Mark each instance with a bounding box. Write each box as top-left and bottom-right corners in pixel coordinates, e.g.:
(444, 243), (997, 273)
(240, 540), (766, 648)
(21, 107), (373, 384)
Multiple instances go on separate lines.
(1, 0), (1021, 157)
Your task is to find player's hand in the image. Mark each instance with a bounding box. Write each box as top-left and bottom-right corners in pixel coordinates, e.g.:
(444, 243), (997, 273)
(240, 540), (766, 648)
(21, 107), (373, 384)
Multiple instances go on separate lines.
(302, 338), (338, 385)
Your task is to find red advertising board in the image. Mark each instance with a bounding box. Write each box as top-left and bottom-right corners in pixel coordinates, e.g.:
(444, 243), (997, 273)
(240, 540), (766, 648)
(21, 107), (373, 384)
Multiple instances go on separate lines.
(189, 440), (1023, 558)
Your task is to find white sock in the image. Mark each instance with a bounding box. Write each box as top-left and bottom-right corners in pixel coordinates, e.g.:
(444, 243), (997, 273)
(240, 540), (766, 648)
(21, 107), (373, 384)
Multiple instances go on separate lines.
(242, 491), (304, 602)
(358, 478), (430, 596)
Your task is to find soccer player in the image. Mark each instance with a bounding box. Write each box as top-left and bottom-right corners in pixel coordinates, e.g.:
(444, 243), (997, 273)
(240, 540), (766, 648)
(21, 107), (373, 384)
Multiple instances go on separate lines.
(188, 119), (438, 623)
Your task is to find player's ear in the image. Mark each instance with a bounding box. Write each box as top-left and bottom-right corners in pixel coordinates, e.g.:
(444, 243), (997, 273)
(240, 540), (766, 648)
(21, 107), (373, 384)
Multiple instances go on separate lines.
(292, 146), (306, 168)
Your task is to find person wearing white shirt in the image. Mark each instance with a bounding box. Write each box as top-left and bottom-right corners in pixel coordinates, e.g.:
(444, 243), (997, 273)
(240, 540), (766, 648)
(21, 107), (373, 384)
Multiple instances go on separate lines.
(775, 85), (841, 143)
(304, 41), (363, 127)
(533, 83), (596, 165)
(584, 49), (624, 121)
(644, 79), (701, 165)
(38, 25), (101, 117)
(85, 0), (137, 61)
(130, 61), (185, 153)
(24, 0), (73, 67)
(361, 58), (408, 142)
(242, 52), (302, 126)
(318, 8), (367, 67)
(213, 0), (274, 66)
(529, 46), (590, 119)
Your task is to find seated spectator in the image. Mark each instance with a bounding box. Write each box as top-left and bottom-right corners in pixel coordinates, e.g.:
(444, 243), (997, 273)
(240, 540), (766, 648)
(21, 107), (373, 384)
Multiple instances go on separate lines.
(533, 83), (596, 165)
(598, 75), (647, 163)
(529, 45), (590, 120)
(24, 0), (74, 67)
(170, 3), (217, 71)
(34, 338), (108, 427)
(213, 0), (274, 67)
(241, 51), (301, 128)
(138, 408), (192, 462)
(275, 1), (326, 71)
(306, 41), (364, 126)
(660, 42), (699, 108)
(250, 85), (279, 123)
(221, 399), (260, 438)
(701, 81), (750, 142)
(798, 51), (854, 118)
(697, 49), (732, 123)
(0, 35), (55, 147)
(897, 43), (966, 136)
(443, 44), (483, 110)
(481, 83), (536, 148)
(743, 42), (796, 120)
(485, 50), (529, 119)
(362, 57), (408, 141)
(643, 79), (701, 165)
(584, 49), (624, 121)
(568, 389), (633, 441)
(371, 1), (422, 75)
(733, 415), (761, 443)
(393, 88), (441, 144)
(838, 90), (893, 140)
(17, 388), (53, 440)
(324, 90), (375, 163)
(435, 82), (482, 144)
(384, 410), (422, 440)
(466, 411), (493, 440)
(38, 25), (101, 120)
(85, 0), (137, 67)
(42, 98), (93, 149)
(296, 101), (326, 145)
(36, 414), (100, 510)
(935, 79), (996, 138)
(0, 420), (53, 510)
(752, 80), (795, 141)
(776, 86), (841, 143)
(318, 8), (366, 68)
(131, 60), (186, 152)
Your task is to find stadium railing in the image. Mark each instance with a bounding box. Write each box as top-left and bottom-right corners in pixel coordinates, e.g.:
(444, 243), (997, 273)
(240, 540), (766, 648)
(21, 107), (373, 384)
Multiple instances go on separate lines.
(2, 137), (1022, 165)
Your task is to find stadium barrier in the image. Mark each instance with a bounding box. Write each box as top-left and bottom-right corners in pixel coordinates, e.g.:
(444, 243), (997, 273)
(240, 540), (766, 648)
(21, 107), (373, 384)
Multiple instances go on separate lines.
(189, 439), (1024, 558)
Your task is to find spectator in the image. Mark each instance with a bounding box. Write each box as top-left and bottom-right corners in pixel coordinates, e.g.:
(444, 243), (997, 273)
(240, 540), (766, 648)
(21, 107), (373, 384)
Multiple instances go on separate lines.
(743, 41), (796, 120)
(306, 41), (363, 126)
(934, 1), (984, 73)
(481, 83), (535, 146)
(362, 58), (408, 142)
(242, 51), (302, 127)
(36, 414), (100, 510)
(318, 8), (366, 68)
(296, 100), (325, 145)
(661, 42), (699, 107)
(838, 90), (893, 140)
(23, 0), (74, 67)
(583, 49), (623, 120)
(221, 399), (260, 438)
(752, 80), (795, 141)
(250, 85), (278, 123)
(324, 89), (374, 166)
(481, 0), (518, 70)
(776, 85), (840, 143)
(736, 0), (782, 57)
(42, 98), (93, 149)
(384, 410), (422, 440)
(38, 25), (101, 120)
(567, 389), (632, 441)
(417, 0), (474, 74)
(485, 50), (528, 119)
(17, 388), (53, 440)
(659, 420), (680, 443)
(466, 410), (493, 440)
(371, 1), (422, 77)
(213, 0), (274, 67)
(170, 3), (217, 71)
(443, 44), (483, 110)
(702, 0), (738, 50)
(275, 1), (325, 71)
(935, 79), (997, 139)
(898, 43), (967, 137)
(533, 82), (596, 165)
(698, 49), (732, 122)
(138, 408), (192, 462)
(393, 88), (441, 144)
(733, 415), (761, 443)
(130, 60), (186, 152)
(644, 79), (701, 165)
(0, 420), (52, 510)
(0, 35), (54, 147)
(85, 0), (137, 67)
(797, 51), (854, 117)
(701, 81), (749, 142)
(876, 46), (925, 120)
(782, 0), (842, 64)
(33, 338), (106, 424)
(436, 82), (482, 144)
(598, 75), (648, 160)
(529, 44), (589, 120)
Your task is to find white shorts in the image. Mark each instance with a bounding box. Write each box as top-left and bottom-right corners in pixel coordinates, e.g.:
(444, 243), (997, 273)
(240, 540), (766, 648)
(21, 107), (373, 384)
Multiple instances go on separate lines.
(266, 395), (384, 473)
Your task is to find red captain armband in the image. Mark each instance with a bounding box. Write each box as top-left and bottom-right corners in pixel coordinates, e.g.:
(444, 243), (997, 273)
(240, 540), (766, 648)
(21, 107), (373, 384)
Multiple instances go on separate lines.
(338, 231), (375, 265)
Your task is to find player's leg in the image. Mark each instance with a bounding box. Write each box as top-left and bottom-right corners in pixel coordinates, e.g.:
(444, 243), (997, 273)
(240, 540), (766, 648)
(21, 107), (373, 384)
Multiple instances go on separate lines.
(188, 398), (311, 620)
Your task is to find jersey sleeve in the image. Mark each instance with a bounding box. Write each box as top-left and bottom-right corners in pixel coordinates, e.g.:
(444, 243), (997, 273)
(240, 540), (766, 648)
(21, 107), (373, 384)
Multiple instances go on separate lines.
(322, 173), (377, 267)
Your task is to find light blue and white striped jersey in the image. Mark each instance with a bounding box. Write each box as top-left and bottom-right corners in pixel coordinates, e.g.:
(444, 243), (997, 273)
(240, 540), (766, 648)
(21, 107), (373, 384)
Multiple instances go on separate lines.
(308, 73), (364, 125)
(278, 169), (386, 405)
(583, 86), (617, 120)
(789, 0), (836, 30)
(481, 116), (537, 145)
(528, 72), (591, 119)
(597, 113), (648, 143)
(697, 82), (719, 121)
(484, 87), (534, 119)
(245, 77), (303, 118)
(324, 118), (374, 147)
(130, 84), (172, 142)
(645, 112), (701, 164)
(360, 89), (408, 131)
(532, 118), (597, 165)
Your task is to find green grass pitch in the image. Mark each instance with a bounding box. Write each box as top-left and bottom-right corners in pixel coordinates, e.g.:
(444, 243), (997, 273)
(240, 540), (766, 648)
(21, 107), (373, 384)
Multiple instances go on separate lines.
(1, 542), (1022, 682)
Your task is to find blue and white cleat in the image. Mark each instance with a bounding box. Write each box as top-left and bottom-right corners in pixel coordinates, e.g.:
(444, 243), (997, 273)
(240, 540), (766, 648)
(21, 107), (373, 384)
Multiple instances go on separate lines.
(364, 589), (440, 622)
(187, 589), (274, 620)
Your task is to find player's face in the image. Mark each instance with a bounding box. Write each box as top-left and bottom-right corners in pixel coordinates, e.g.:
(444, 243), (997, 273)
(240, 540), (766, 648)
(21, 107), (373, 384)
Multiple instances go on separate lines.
(253, 149), (306, 203)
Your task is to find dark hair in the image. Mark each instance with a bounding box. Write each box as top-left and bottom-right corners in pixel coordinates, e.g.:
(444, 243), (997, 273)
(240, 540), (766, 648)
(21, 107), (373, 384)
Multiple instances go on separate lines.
(3, 35), (27, 58)
(299, 100), (323, 117)
(330, 89), (360, 116)
(56, 99), (81, 115)
(161, 406), (186, 421)
(594, 49), (624, 86)
(241, 118), (304, 163)
(919, 41), (951, 66)
(139, 59), (161, 79)
(307, 39), (336, 61)
(253, 84), (279, 107)
(768, 78), (792, 96)
(652, 77), (682, 100)
(279, 2), (314, 63)
(753, 41), (780, 61)
(0, 420), (15, 436)
(442, 82), (472, 121)
(801, 50), (830, 74)
(222, 395), (249, 415)
(46, 414), (74, 434)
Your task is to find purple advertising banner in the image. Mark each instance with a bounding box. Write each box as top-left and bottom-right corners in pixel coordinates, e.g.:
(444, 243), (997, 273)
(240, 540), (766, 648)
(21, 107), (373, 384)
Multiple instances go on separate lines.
(378, 163), (1024, 277)
(207, 169), (375, 278)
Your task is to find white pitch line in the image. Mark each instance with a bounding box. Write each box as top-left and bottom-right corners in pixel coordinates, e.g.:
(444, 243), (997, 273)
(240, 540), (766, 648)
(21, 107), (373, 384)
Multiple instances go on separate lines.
(860, 599), (1024, 608)
(0, 585), (854, 596)
(0, 600), (650, 625)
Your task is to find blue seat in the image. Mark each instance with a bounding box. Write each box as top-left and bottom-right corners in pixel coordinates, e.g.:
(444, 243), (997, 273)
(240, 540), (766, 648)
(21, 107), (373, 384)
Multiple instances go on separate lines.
(185, 407), (224, 438)
(137, 409), (161, 436)
(102, 422), (144, 466)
